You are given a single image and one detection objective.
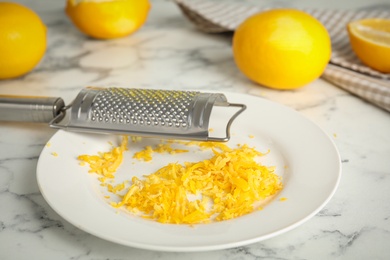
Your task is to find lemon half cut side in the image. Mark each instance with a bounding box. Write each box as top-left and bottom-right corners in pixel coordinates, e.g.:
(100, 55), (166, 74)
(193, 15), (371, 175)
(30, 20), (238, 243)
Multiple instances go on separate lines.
(347, 18), (390, 73)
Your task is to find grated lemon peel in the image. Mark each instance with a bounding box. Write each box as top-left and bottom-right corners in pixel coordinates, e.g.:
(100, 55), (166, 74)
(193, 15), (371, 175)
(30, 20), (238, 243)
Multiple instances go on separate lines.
(78, 136), (128, 179)
(78, 136), (283, 224)
(133, 143), (189, 162)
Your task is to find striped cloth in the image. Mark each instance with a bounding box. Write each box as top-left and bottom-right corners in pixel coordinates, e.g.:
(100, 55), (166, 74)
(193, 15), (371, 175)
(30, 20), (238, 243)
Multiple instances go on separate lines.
(175, 0), (390, 112)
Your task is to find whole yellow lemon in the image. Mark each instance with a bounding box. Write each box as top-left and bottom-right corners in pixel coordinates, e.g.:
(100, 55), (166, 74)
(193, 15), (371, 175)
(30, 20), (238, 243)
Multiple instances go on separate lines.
(0, 2), (47, 80)
(233, 9), (331, 90)
(65, 0), (151, 40)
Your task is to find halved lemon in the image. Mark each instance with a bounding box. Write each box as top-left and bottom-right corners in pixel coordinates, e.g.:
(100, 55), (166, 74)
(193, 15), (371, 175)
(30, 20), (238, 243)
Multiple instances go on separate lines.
(347, 18), (390, 73)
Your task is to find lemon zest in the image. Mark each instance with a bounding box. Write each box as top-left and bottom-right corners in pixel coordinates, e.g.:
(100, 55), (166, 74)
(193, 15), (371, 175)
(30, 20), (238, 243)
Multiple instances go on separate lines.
(115, 144), (282, 224)
(78, 136), (128, 179)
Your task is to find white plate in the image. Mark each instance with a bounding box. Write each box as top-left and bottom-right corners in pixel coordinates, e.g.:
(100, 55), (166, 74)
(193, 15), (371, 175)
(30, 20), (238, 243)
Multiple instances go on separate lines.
(37, 92), (341, 252)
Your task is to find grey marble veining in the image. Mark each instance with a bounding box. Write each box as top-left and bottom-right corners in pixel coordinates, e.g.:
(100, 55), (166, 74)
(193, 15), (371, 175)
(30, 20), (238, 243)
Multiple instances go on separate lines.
(1, 0), (390, 259)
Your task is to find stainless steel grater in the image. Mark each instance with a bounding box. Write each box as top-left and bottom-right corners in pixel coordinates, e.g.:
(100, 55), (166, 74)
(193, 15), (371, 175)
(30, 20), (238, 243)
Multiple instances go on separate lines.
(0, 87), (246, 141)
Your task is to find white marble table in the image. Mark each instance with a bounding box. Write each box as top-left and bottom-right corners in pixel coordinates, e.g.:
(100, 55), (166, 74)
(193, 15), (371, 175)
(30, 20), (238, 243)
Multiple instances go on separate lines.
(1, 0), (389, 259)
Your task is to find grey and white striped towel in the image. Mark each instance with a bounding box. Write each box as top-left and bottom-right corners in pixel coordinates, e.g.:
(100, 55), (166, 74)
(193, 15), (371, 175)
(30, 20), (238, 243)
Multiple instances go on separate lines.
(175, 0), (390, 112)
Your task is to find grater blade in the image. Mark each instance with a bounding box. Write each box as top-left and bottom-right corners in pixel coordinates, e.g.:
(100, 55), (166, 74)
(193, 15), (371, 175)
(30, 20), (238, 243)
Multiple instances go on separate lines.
(50, 87), (246, 141)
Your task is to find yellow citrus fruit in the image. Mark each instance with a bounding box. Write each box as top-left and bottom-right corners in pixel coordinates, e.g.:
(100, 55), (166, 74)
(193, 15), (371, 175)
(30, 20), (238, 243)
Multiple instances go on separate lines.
(233, 9), (331, 90)
(65, 0), (151, 39)
(347, 18), (390, 73)
(0, 2), (46, 80)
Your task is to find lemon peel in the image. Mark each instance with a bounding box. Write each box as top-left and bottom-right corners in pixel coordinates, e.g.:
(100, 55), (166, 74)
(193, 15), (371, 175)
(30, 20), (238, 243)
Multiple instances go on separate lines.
(0, 2), (46, 79)
(233, 9), (331, 89)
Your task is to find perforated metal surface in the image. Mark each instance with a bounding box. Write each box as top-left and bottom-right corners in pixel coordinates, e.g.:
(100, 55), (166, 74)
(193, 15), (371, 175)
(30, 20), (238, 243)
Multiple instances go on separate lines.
(50, 87), (246, 141)
(90, 88), (199, 128)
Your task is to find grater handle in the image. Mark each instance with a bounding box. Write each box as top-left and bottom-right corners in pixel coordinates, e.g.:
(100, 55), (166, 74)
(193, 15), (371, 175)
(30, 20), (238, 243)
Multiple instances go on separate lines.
(0, 95), (65, 123)
(207, 102), (246, 142)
